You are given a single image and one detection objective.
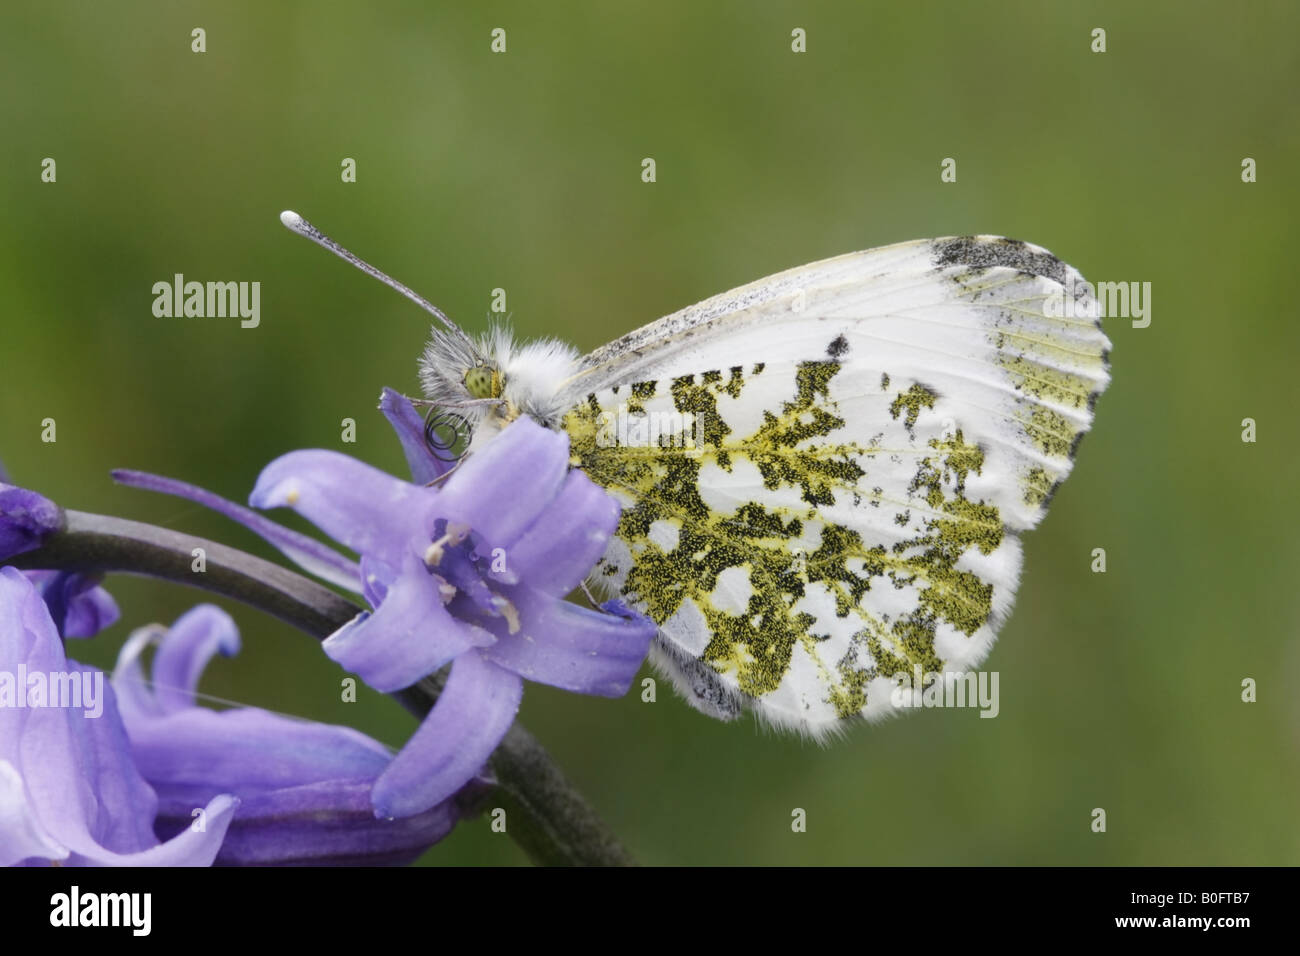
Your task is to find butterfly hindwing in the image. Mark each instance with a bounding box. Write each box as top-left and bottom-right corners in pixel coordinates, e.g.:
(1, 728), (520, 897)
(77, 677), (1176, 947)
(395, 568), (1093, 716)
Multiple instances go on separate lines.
(561, 237), (1111, 735)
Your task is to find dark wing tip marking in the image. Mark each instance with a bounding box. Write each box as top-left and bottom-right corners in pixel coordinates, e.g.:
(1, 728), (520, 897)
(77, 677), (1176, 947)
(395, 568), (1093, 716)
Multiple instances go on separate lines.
(931, 236), (1067, 286)
(827, 334), (849, 358)
(1040, 478), (1063, 511)
(1068, 429), (1088, 460)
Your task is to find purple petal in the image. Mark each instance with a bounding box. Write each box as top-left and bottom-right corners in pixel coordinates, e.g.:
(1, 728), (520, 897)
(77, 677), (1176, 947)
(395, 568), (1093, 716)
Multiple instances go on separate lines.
(0, 568), (76, 768)
(0, 761), (68, 865)
(148, 605), (240, 714)
(63, 663), (165, 856)
(250, 450), (436, 570)
(112, 469), (362, 593)
(322, 555), (493, 693)
(433, 417), (569, 546)
(379, 387), (451, 485)
(108, 606), (389, 795)
(63, 794), (237, 867)
(359, 554), (396, 608)
(0, 484), (62, 560)
(110, 626), (168, 724)
(372, 651), (522, 818)
(473, 586), (655, 696)
(23, 570), (121, 639)
(120, 705), (394, 794)
(109, 601), (467, 864)
(490, 469), (621, 594)
(153, 779), (459, 866)
(0, 569), (235, 866)
(599, 597), (644, 619)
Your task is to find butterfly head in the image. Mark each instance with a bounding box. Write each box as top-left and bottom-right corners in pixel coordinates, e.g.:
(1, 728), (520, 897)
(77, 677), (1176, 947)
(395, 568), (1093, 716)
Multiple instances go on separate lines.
(277, 211), (582, 451)
(419, 323), (580, 447)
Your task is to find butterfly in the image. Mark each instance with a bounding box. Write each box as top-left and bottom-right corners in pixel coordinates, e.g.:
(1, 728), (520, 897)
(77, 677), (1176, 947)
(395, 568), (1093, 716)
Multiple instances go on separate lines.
(281, 212), (1111, 738)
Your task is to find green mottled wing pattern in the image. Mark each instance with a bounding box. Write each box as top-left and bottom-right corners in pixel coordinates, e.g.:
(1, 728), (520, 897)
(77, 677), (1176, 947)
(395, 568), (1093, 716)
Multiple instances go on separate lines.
(560, 237), (1111, 735)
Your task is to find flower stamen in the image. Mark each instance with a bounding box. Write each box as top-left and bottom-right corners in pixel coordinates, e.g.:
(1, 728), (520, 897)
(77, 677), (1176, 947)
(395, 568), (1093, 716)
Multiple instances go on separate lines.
(422, 522), (471, 567)
(492, 594), (521, 634)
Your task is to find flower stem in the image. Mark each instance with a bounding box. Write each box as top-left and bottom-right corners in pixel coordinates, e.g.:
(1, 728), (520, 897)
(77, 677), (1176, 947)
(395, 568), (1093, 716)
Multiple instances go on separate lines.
(5, 509), (635, 866)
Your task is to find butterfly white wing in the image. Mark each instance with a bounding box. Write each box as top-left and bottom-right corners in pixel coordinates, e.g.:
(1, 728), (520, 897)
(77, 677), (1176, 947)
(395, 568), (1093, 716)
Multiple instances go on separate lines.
(558, 236), (1110, 736)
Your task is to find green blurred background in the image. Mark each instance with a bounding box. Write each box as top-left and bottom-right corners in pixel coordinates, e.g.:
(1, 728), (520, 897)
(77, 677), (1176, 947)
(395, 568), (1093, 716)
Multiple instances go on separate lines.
(2, 1), (1297, 865)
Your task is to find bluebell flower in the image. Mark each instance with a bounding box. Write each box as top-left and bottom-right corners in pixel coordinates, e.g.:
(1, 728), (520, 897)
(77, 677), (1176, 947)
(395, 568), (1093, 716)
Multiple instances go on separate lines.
(0, 567), (237, 866)
(111, 604), (468, 865)
(116, 391), (656, 819)
(252, 405), (655, 818)
(0, 568), (467, 865)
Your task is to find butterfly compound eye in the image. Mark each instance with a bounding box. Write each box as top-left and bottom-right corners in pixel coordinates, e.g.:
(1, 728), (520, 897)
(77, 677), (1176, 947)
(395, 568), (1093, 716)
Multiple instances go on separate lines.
(463, 365), (501, 399)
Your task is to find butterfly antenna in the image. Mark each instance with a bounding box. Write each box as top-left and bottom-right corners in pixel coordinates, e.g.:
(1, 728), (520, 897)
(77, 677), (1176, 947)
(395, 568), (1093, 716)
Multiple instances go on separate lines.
(279, 210), (473, 346)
